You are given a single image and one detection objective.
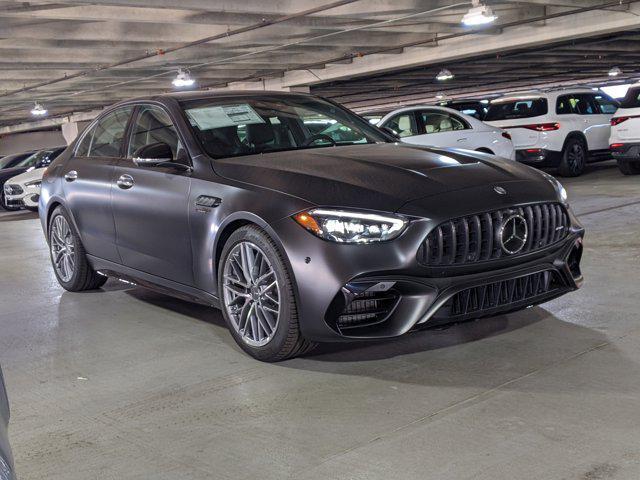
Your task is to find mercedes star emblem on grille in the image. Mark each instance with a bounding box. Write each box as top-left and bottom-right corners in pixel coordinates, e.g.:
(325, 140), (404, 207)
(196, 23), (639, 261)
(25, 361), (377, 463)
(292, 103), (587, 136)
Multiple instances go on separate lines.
(499, 214), (528, 254)
(494, 186), (507, 195)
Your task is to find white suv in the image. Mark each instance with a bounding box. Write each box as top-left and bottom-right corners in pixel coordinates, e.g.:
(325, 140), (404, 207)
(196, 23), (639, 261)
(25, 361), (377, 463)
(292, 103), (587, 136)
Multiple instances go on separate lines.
(484, 88), (618, 176)
(609, 83), (640, 175)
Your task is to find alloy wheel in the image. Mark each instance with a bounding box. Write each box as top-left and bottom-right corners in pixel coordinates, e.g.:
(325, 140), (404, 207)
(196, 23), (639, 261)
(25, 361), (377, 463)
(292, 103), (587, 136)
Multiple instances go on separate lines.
(222, 241), (281, 347)
(50, 215), (76, 282)
(567, 143), (585, 174)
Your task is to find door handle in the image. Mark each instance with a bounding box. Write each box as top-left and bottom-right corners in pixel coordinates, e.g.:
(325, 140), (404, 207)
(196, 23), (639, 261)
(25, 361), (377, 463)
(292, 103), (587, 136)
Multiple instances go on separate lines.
(457, 138), (467, 142)
(117, 174), (134, 189)
(64, 170), (78, 182)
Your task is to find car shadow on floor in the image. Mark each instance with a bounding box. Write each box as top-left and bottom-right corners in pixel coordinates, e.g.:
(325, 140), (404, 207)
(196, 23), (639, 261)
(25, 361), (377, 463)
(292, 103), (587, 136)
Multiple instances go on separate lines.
(0, 210), (38, 222)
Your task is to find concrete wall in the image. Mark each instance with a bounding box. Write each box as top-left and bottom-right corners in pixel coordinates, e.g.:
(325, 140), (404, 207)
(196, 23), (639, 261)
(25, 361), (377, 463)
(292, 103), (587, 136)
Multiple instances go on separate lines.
(0, 129), (67, 156)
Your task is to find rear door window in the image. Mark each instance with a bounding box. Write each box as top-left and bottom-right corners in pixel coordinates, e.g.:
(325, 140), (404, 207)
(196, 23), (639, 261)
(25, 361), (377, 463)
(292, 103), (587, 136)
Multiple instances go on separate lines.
(593, 94), (619, 114)
(485, 98), (548, 121)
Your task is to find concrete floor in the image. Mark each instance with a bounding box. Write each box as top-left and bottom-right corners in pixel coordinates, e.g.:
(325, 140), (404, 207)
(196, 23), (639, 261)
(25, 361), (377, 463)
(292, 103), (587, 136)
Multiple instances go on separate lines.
(1, 161), (639, 480)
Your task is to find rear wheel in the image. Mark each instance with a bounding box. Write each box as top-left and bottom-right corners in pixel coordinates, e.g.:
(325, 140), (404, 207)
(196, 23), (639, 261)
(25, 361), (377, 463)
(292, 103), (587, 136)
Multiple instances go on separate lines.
(48, 206), (107, 291)
(617, 159), (640, 175)
(558, 138), (587, 177)
(218, 225), (316, 362)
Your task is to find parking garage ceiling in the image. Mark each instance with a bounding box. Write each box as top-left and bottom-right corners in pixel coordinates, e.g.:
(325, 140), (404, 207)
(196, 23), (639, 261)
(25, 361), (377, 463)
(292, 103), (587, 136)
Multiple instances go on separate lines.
(1, 0), (640, 129)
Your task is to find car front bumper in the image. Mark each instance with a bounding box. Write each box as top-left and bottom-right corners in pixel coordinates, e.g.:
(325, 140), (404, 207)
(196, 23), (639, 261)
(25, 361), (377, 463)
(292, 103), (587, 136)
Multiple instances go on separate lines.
(273, 207), (584, 343)
(4, 191), (39, 209)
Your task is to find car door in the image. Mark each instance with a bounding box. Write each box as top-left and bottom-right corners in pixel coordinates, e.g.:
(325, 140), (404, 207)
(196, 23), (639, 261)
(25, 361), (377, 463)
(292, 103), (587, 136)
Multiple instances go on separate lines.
(416, 109), (471, 148)
(62, 106), (133, 262)
(111, 103), (194, 285)
(592, 93), (619, 149)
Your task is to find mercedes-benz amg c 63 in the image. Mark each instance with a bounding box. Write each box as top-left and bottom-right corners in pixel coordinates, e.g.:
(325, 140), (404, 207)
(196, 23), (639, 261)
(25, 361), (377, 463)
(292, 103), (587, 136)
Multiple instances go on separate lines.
(39, 92), (584, 361)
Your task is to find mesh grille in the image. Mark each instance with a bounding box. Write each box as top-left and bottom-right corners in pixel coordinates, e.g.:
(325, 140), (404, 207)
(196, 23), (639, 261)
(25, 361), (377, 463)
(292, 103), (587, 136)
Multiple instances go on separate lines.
(418, 203), (569, 266)
(337, 291), (398, 330)
(436, 270), (562, 320)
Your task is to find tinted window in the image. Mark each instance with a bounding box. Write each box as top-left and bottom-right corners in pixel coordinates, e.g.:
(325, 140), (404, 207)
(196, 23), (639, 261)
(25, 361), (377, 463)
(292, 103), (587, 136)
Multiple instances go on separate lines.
(445, 102), (487, 120)
(76, 107), (133, 157)
(593, 94), (619, 114)
(485, 98), (548, 121)
(182, 95), (387, 158)
(620, 87), (640, 108)
(0, 152), (32, 169)
(14, 148), (63, 168)
(128, 106), (181, 158)
(556, 94), (597, 115)
(420, 111), (467, 133)
(384, 113), (418, 138)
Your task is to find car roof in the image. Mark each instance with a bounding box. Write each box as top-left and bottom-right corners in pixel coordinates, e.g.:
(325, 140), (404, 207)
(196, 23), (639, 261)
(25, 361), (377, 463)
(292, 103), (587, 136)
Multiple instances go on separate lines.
(124, 90), (316, 104)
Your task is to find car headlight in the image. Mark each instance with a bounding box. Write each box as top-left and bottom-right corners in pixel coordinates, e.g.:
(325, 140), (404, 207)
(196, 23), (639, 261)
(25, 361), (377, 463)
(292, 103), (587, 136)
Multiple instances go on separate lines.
(25, 180), (41, 188)
(293, 208), (408, 243)
(541, 172), (568, 204)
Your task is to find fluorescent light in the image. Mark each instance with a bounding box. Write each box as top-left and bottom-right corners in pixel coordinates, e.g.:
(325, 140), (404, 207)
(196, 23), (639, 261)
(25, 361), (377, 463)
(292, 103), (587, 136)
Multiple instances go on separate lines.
(435, 69), (454, 81)
(608, 66), (622, 77)
(172, 68), (195, 87)
(462, 2), (497, 26)
(30, 103), (47, 116)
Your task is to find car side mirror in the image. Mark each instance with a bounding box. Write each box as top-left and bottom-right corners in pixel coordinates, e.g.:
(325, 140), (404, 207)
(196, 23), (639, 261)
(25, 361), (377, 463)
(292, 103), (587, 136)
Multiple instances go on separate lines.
(133, 142), (174, 166)
(381, 126), (400, 140)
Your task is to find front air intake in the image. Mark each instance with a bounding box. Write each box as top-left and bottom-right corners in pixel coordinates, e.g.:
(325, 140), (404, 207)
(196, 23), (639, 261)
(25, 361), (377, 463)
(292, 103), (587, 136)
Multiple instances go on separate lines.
(337, 290), (399, 330)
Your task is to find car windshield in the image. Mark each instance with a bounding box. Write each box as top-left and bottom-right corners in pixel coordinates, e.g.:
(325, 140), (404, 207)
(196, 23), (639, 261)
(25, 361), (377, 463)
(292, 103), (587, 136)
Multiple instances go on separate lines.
(620, 87), (640, 109)
(485, 98), (548, 121)
(14, 149), (58, 168)
(181, 95), (389, 159)
(0, 153), (27, 169)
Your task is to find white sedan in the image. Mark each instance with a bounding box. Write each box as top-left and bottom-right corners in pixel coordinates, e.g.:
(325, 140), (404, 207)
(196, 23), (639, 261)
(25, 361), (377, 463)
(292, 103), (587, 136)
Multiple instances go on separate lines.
(4, 165), (46, 211)
(368, 105), (515, 160)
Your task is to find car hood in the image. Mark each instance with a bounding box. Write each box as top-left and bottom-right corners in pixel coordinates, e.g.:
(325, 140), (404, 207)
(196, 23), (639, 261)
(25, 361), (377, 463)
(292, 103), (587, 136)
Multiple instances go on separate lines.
(0, 167), (29, 184)
(213, 143), (548, 211)
(7, 167), (43, 185)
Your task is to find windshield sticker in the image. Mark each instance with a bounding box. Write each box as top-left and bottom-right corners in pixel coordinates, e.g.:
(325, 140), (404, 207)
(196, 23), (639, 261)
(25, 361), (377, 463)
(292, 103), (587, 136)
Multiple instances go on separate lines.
(186, 104), (265, 130)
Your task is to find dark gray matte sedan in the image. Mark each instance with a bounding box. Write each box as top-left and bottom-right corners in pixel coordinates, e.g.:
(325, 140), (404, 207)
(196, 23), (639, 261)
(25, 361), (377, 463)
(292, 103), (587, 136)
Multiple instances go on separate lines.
(39, 91), (584, 361)
(0, 367), (15, 480)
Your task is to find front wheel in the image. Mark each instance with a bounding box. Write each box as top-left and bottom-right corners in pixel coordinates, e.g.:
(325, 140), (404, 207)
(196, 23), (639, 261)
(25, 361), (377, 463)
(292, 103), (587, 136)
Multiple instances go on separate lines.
(218, 225), (316, 362)
(558, 138), (587, 177)
(48, 206), (107, 291)
(617, 159), (640, 175)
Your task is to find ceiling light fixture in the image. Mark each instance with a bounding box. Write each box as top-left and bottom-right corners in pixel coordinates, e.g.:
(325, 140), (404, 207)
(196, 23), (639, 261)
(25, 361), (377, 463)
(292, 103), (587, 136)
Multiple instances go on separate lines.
(435, 69), (454, 81)
(172, 68), (195, 88)
(462, 0), (497, 26)
(435, 92), (446, 100)
(608, 66), (622, 77)
(30, 102), (47, 116)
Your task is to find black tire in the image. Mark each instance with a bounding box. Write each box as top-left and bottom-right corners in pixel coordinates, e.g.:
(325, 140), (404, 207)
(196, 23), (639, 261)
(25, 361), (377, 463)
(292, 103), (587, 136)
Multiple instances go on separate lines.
(0, 191), (20, 211)
(558, 137), (587, 177)
(617, 159), (640, 175)
(217, 225), (317, 362)
(48, 206), (107, 291)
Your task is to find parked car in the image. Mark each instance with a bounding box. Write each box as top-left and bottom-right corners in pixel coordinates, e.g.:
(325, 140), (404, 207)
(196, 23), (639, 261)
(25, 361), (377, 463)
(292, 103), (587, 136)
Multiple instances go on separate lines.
(376, 105), (515, 159)
(1, 147), (65, 211)
(436, 99), (489, 120)
(0, 150), (36, 170)
(0, 366), (15, 480)
(609, 83), (640, 175)
(40, 91), (584, 361)
(4, 166), (47, 212)
(484, 88), (618, 177)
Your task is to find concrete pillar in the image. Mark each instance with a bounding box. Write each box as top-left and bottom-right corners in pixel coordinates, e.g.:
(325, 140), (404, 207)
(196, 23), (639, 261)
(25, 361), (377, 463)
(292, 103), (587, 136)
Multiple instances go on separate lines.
(61, 121), (91, 144)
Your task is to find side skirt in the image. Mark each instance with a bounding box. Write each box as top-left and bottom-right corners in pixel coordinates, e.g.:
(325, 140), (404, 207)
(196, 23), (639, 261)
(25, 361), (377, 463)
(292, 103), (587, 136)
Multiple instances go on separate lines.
(86, 255), (220, 308)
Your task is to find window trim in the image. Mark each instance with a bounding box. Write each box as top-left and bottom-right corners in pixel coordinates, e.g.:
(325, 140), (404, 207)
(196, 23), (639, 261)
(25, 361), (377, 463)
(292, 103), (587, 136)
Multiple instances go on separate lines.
(124, 102), (192, 167)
